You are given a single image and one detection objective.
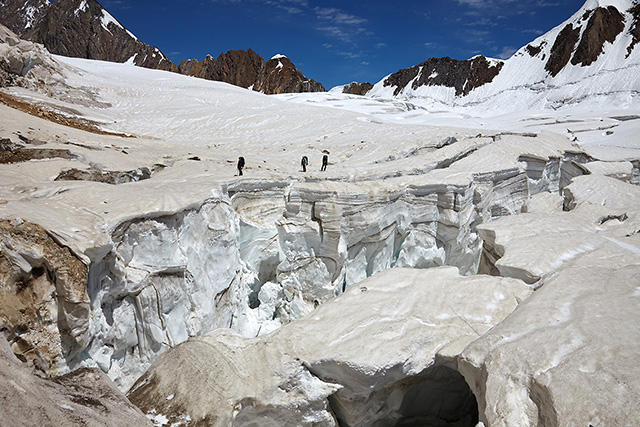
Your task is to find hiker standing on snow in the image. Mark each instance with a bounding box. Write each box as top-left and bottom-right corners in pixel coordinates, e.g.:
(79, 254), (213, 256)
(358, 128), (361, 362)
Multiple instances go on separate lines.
(237, 156), (245, 176)
(320, 153), (328, 171)
(301, 155), (308, 172)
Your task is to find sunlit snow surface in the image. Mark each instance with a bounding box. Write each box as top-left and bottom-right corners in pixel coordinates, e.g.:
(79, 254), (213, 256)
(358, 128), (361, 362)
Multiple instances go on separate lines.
(50, 55), (640, 162)
(2, 52), (638, 391)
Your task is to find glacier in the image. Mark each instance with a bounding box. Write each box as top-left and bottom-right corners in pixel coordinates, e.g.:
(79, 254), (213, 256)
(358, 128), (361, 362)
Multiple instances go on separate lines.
(1, 3), (640, 423)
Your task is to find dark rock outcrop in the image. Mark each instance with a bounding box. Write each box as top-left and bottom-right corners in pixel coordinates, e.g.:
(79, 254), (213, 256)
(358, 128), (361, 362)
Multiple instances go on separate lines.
(627, 4), (640, 57)
(342, 81), (374, 96)
(545, 24), (582, 77)
(0, 0), (50, 39)
(572, 6), (625, 67)
(0, 0), (326, 94)
(37, 0), (176, 71)
(1, 0), (176, 72)
(179, 49), (264, 88)
(254, 55), (325, 94)
(525, 42), (546, 58)
(55, 164), (165, 184)
(212, 49), (265, 88)
(180, 52), (326, 94)
(383, 56), (503, 97)
(547, 6), (626, 76)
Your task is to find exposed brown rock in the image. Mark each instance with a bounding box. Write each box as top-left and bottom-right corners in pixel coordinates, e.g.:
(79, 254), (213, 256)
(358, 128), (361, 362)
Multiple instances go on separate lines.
(1, 2), (326, 94)
(55, 164), (165, 184)
(177, 57), (199, 76)
(211, 49), (264, 88)
(525, 42), (546, 58)
(572, 6), (625, 67)
(384, 56), (503, 97)
(342, 82), (374, 96)
(0, 219), (90, 376)
(545, 24), (581, 77)
(254, 55), (325, 94)
(0, 0), (177, 72)
(0, 145), (77, 163)
(0, 92), (133, 137)
(0, 0), (50, 39)
(627, 4), (640, 57)
(181, 49), (264, 88)
(179, 51), (325, 94)
(0, 335), (152, 426)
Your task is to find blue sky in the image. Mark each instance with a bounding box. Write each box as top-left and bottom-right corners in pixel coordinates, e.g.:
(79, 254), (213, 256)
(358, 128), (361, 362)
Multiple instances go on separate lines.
(101, 0), (587, 89)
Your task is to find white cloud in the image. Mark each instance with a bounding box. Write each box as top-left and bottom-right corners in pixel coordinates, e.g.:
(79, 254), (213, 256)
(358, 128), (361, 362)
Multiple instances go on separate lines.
(315, 7), (367, 25)
(497, 46), (517, 59)
(314, 7), (369, 44)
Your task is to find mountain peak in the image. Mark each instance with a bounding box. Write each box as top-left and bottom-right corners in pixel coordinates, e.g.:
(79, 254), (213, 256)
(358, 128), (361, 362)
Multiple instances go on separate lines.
(365, 0), (640, 112)
(582, 0), (637, 11)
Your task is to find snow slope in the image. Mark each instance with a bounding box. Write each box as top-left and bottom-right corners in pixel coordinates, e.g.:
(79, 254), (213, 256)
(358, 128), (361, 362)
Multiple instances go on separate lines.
(363, 0), (640, 121)
(0, 33), (638, 396)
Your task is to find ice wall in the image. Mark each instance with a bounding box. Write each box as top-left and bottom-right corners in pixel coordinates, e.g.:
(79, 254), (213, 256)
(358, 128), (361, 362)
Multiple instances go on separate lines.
(72, 156), (572, 389)
(1, 133), (575, 390)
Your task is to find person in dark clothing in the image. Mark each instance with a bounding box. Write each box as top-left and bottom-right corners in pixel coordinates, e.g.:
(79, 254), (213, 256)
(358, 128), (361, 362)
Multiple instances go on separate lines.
(237, 156), (245, 176)
(301, 155), (308, 172)
(320, 154), (328, 171)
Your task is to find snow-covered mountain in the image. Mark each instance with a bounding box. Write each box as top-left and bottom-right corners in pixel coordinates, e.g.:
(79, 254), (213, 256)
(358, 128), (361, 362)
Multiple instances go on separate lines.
(363, 0), (640, 113)
(0, 0), (177, 71)
(0, 0), (325, 94)
(0, 0), (49, 38)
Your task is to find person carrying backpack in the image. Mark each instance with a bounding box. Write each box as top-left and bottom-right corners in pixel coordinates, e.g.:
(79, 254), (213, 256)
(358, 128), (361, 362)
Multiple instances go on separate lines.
(301, 155), (308, 172)
(320, 153), (328, 171)
(237, 156), (245, 176)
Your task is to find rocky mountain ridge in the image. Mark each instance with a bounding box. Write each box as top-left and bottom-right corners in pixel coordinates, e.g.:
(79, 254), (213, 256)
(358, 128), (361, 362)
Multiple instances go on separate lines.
(179, 51), (325, 93)
(0, 0), (176, 71)
(381, 55), (504, 97)
(351, 0), (640, 109)
(0, 0), (325, 94)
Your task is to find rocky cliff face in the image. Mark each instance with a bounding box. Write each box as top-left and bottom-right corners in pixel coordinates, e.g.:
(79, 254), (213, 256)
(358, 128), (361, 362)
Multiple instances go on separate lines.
(544, 5), (626, 76)
(341, 81), (373, 96)
(0, 0), (176, 72)
(370, 0), (640, 108)
(0, 0), (324, 94)
(383, 56), (504, 97)
(254, 55), (325, 94)
(0, 0), (50, 39)
(179, 49), (264, 89)
(180, 52), (326, 94)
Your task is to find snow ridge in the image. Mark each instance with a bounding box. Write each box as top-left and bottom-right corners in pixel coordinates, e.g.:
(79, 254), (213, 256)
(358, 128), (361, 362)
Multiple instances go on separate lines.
(367, 0), (640, 115)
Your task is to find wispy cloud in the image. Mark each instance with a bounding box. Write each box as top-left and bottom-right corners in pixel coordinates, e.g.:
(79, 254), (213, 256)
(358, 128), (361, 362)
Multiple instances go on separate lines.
(315, 7), (367, 25)
(497, 46), (517, 59)
(314, 7), (369, 44)
(464, 17), (497, 27)
(102, 0), (132, 10)
(317, 25), (368, 43)
(265, 0), (307, 15)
